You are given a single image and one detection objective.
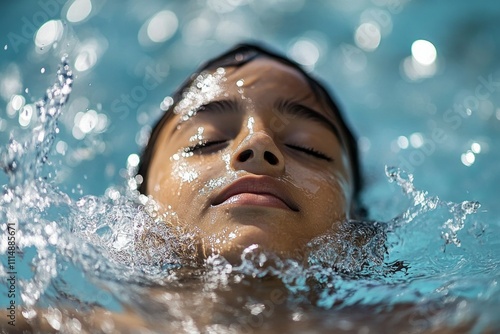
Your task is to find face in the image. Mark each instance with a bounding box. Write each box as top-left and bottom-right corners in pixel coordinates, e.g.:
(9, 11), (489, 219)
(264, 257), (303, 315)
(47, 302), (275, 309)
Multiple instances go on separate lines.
(147, 57), (354, 263)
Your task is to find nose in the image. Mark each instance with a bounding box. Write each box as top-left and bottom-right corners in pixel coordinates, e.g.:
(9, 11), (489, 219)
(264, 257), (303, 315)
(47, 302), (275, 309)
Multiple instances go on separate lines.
(231, 132), (285, 176)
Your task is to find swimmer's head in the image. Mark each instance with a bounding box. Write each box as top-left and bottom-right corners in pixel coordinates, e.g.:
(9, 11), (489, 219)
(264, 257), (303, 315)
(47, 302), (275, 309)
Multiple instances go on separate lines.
(137, 43), (364, 262)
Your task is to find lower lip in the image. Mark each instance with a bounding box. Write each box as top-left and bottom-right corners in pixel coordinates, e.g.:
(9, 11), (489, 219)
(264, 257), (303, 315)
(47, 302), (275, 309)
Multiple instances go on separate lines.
(216, 193), (291, 210)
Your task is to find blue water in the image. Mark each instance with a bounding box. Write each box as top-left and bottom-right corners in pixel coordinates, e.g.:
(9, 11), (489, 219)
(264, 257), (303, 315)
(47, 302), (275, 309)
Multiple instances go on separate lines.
(1, 0), (500, 333)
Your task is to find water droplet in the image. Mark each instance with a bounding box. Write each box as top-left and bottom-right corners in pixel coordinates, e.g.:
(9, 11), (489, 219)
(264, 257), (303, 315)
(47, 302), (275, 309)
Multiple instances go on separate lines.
(461, 201), (480, 214)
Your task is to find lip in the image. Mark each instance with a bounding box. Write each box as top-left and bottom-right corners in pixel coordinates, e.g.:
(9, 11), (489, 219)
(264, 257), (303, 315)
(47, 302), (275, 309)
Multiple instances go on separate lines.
(212, 176), (299, 211)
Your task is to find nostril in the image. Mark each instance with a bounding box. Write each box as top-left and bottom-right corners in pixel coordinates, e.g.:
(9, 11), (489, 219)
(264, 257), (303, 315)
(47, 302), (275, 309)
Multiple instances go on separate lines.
(264, 151), (279, 165)
(238, 149), (253, 162)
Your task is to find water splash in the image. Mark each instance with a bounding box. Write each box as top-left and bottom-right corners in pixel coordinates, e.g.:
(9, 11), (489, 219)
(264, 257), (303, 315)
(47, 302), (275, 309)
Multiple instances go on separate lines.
(306, 220), (386, 274)
(0, 59), (497, 332)
(385, 166), (480, 248)
(174, 67), (227, 122)
(0, 55), (73, 186)
(0, 57), (74, 313)
(0, 58), (195, 331)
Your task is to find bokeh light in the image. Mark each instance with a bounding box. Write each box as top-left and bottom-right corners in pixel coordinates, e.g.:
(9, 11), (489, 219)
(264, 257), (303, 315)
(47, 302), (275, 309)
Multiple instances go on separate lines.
(461, 150), (475, 167)
(74, 37), (107, 72)
(75, 47), (97, 72)
(72, 109), (108, 139)
(35, 20), (64, 49)
(401, 39), (439, 81)
(182, 17), (212, 45)
(288, 39), (320, 68)
(409, 132), (424, 148)
(397, 136), (409, 149)
(354, 22), (381, 51)
(471, 142), (481, 154)
(411, 39), (437, 66)
(139, 10), (178, 46)
(10, 94), (25, 111)
(18, 104), (33, 127)
(66, 0), (93, 23)
(127, 153), (140, 168)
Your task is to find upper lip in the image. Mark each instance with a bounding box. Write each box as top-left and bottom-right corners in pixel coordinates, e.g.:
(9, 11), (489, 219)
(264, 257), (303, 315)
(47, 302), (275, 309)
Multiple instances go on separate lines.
(212, 176), (299, 211)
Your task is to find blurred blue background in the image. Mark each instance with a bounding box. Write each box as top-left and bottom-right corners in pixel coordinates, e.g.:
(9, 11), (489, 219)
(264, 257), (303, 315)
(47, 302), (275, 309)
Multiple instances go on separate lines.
(1, 0), (499, 222)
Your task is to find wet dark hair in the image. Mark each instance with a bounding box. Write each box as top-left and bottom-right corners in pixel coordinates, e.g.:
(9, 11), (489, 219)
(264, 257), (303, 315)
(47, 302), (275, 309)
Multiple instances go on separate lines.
(137, 43), (363, 213)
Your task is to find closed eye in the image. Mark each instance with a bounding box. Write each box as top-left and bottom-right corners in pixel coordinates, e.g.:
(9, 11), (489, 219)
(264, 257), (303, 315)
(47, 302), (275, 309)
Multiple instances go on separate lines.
(285, 144), (333, 162)
(184, 140), (228, 154)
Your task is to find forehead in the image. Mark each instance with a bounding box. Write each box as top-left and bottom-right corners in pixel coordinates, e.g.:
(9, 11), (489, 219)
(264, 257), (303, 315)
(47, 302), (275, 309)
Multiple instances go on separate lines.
(221, 58), (344, 134)
(227, 57), (305, 79)
(224, 57), (319, 98)
(170, 57), (335, 126)
(167, 57), (348, 141)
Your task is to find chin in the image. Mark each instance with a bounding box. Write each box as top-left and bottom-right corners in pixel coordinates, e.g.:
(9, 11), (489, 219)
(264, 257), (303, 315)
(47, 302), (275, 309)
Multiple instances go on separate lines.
(223, 204), (297, 220)
(205, 225), (306, 265)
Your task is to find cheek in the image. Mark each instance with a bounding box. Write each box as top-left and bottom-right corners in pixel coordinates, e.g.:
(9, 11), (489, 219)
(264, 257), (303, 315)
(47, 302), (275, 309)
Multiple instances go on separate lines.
(285, 164), (349, 217)
(170, 159), (206, 199)
(156, 154), (232, 209)
(150, 156), (204, 209)
(171, 160), (201, 186)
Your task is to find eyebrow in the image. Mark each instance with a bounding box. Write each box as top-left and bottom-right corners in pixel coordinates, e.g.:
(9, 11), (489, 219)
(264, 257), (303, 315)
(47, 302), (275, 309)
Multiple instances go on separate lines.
(171, 99), (241, 133)
(275, 99), (342, 141)
(172, 98), (342, 142)
(197, 99), (241, 114)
